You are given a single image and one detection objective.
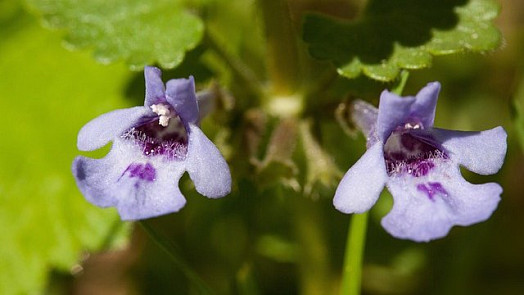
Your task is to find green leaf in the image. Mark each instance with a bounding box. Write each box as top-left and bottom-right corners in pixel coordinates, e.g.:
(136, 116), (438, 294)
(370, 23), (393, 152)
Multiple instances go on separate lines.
(303, 0), (501, 82)
(0, 10), (131, 295)
(25, 0), (204, 70)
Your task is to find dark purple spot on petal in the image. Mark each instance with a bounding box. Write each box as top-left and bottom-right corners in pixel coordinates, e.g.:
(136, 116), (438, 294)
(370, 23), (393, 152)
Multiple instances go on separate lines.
(416, 184), (432, 199)
(74, 160), (87, 180)
(417, 182), (448, 201)
(121, 163), (156, 182)
(122, 113), (188, 160)
(428, 182), (447, 196)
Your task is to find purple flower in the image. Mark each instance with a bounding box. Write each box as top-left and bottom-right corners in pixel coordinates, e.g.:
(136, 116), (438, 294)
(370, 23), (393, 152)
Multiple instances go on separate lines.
(334, 82), (507, 242)
(72, 67), (231, 220)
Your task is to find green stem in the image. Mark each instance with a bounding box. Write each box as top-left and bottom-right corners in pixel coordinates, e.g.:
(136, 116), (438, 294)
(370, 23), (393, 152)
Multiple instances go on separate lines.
(138, 220), (213, 295)
(391, 70), (410, 95)
(257, 0), (300, 95)
(294, 197), (332, 295)
(340, 212), (368, 295)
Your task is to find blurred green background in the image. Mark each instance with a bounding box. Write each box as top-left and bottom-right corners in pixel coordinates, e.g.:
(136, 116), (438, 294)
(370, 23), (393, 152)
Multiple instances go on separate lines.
(1, 0), (523, 294)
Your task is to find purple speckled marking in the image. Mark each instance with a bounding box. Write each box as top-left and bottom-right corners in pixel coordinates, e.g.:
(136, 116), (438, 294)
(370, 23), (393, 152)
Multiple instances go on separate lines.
(413, 160), (435, 177)
(417, 182), (448, 201)
(384, 130), (447, 177)
(122, 113), (188, 160)
(121, 163), (156, 182)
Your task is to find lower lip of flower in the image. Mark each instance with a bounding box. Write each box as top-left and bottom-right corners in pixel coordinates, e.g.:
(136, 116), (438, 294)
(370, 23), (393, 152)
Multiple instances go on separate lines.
(384, 131), (447, 177)
(122, 115), (188, 160)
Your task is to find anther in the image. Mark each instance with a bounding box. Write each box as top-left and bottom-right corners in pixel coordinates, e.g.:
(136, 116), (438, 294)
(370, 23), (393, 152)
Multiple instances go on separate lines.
(151, 104), (172, 127)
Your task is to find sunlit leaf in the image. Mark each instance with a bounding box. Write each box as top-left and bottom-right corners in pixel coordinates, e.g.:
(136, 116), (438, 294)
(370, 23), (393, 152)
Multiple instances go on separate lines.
(303, 0), (501, 82)
(0, 12), (131, 295)
(26, 0), (204, 70)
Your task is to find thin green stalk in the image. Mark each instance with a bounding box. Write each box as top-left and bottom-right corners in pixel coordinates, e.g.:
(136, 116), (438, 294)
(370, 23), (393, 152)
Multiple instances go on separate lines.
(340, 212), (368, 295)
(294, 197), (332, 295)
(138, 220), (213, 295)
(391, 70), (410, 95)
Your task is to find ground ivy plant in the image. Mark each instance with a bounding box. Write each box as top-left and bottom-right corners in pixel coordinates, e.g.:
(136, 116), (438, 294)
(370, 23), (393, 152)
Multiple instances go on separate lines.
(1, 0), (511, 294)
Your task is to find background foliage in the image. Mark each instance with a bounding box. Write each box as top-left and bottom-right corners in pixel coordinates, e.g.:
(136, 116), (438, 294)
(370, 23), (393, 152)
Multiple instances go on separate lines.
(0, 0), (523, 294)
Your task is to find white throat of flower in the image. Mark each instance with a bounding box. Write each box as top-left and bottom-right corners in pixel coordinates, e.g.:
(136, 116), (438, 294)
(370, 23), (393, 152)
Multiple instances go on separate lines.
(150, 103), (172, 127)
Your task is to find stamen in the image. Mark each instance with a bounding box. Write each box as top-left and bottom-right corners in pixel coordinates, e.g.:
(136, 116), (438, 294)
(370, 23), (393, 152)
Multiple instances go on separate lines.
(404, 120), (424, 130)
(151, 104), (172, 127)
(158, 116), (170, 127)
(404, 122), (422, 129)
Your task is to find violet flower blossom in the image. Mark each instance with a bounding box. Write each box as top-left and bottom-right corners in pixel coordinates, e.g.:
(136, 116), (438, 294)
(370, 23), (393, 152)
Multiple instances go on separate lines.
(72, 67), (231, 220)
(334, 82), (507, 242)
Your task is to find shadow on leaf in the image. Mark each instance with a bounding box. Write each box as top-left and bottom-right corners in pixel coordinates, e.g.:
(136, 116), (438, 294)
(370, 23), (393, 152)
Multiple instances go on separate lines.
(303, 0), (468, 78)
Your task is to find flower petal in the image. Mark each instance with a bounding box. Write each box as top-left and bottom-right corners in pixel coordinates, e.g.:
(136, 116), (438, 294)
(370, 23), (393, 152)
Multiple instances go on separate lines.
(73, 139), (144, 207)
(376, 90), (416, 142)
(73, 139), (187, 220)
(185, 124), (231, 198)
(73, 157), (119, 208)
(144, 66), (166, 106)
(115, 161), (187, 221)
(382, 162), (501, 242)
(376, 82), (441, 141)
(351, 100), (379, 145)
(196, 90), (215, 120)
(166, 76), (199, 125)
(77, 106), (152, 151)
(431, 126), (507, 175)
(333, 143), (388, 213)
(411, 82), (441, 128)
